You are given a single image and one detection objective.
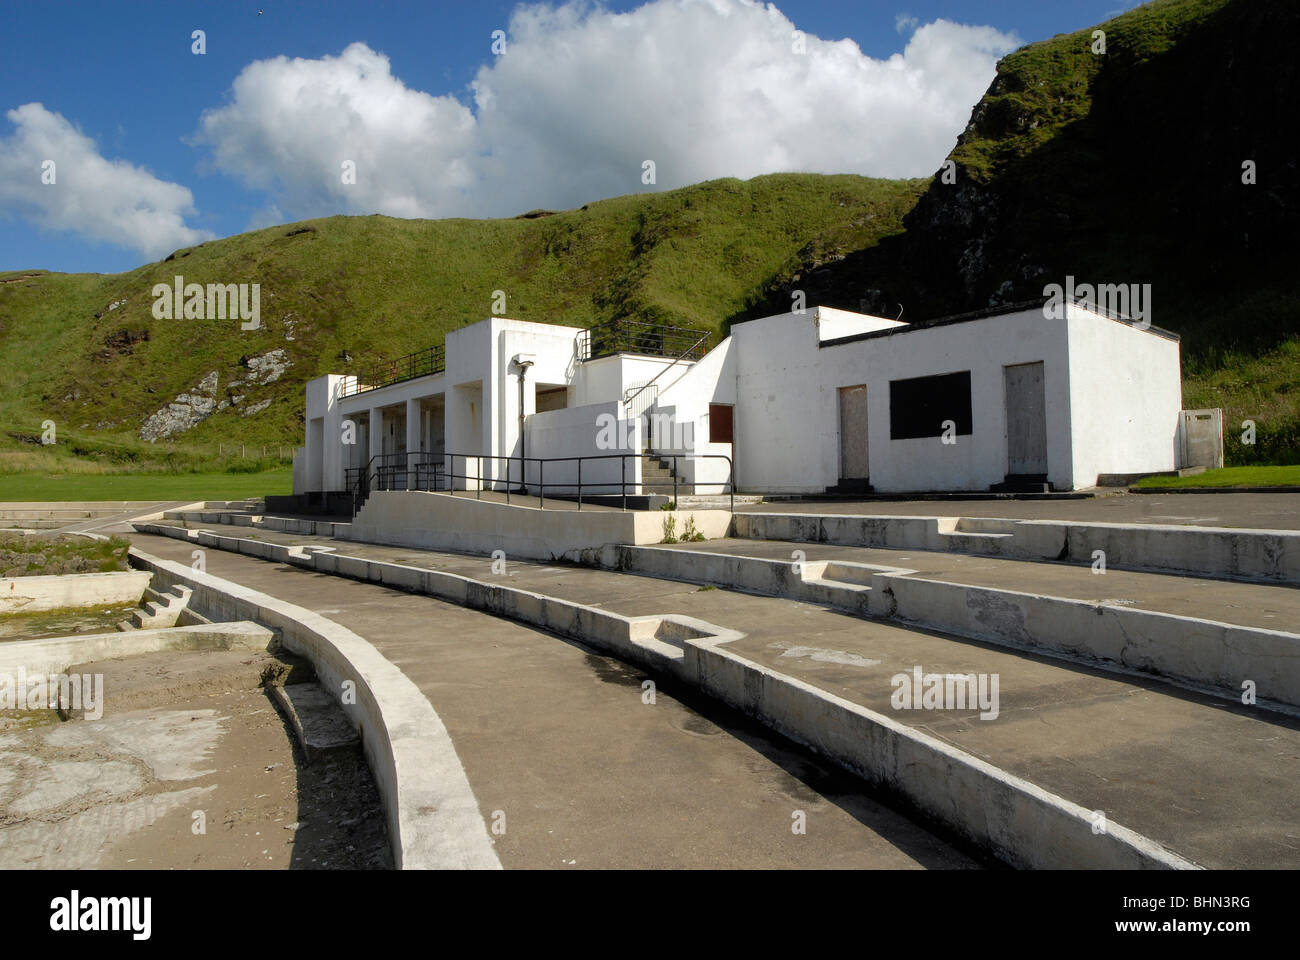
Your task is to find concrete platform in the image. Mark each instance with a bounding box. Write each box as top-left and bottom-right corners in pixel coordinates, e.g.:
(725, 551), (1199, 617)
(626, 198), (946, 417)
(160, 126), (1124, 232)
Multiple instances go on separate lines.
(125, 532), (981, 869)
(737, 492), (1300, 530)
(130, 524), (1300, 868)
(655, 538), (1300, 634)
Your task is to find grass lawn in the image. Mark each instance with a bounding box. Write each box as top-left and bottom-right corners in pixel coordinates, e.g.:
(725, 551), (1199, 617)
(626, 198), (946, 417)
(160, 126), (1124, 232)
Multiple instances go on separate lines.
(0, 469), (291, 502)
(1135, 465), (1300, 489)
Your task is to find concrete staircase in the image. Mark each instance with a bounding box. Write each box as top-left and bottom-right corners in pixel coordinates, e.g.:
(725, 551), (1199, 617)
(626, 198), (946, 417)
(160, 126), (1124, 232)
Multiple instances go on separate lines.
(116, 584), (208, 631)
(640, 454), (679, 496)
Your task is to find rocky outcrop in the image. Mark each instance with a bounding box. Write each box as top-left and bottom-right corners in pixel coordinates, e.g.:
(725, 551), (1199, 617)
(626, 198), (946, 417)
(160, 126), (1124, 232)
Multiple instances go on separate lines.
(139, 371), (219, 442)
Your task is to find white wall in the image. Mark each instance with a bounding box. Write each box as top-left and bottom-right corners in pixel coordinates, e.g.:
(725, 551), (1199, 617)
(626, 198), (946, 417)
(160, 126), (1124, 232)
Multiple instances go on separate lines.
(1065, 303), (1182, 488)
(299, 374), (347, 493)
(525, 401), (641, 493)
(302, 306), (1179, 498)
(731, 307), (1076, 493)
(815, 305), (907, 342)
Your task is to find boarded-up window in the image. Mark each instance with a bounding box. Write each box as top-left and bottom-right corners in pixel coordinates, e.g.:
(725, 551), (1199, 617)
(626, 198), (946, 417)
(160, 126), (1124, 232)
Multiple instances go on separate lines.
(709, 403), (734, 443)
(889, 371), (972, 440)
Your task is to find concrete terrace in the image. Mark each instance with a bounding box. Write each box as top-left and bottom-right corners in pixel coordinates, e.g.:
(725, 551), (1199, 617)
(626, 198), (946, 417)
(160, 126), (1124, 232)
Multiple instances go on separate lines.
(737, 492), (1300, 530)
(131, 510), (1300, 869)
(126, 530), (980, 869)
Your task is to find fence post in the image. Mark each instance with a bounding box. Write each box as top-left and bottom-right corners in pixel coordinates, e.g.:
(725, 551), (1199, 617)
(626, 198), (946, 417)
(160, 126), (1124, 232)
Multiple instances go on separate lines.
(673, 455), (678, 507)
(539, 460), (544, 509)
(477, 456), (481, 500)
(621, 456), (627, 512)
(577, 459), (582, 511)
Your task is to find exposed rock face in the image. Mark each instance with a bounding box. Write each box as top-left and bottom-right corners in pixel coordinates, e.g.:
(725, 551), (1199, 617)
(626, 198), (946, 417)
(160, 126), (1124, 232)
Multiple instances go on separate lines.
(738, 0), (1300, 338)
(139, 371), (219, 441)
(243, 349), (290, 385)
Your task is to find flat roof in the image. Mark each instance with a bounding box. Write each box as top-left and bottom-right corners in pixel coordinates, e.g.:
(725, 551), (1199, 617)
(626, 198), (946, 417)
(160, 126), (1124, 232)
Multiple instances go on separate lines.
(818, 296), (1180, 349)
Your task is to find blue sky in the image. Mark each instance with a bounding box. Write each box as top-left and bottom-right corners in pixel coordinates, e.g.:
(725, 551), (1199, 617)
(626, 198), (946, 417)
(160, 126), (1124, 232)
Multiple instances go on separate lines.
(0, 0), (1140, 274)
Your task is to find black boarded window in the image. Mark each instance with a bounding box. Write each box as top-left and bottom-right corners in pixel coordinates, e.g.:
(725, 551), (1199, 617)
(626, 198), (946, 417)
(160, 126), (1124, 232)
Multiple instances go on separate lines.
(889, 371), (973, 440)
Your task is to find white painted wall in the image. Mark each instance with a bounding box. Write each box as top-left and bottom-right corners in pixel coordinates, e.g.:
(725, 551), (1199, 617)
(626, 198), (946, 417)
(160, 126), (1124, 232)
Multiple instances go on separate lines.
(298, 374), (346, 493)
(1065, 302), (1182, 488)
(525, 400), (642, 493)
(298, 307), (1180, 497)
(731, 306), (1076, 493)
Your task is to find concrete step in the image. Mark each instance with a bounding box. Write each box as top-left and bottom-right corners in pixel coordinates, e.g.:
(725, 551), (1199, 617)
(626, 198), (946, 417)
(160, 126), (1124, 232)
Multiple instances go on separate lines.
(126, 584), (195, 629)
(265, 679), (360, 764)
(127, 522), (1300, 867)
(626, 537), (1300, 708)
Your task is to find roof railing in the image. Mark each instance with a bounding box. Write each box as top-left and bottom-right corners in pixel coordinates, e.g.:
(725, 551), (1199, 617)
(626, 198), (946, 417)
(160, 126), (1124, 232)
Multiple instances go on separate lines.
(338, 344), (446, 398)
(577, 319), (712, 362)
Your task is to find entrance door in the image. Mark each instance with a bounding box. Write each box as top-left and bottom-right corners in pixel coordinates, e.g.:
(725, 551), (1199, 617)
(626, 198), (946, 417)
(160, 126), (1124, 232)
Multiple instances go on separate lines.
(1004, 362), (1047, 475)
(838, 384), (869, 486)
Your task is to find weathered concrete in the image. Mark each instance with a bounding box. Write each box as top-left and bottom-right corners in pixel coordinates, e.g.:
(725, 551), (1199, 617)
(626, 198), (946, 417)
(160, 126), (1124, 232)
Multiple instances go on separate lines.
(128, 531), (982, 869)
(739, 492), (1300, 531)
(1, 570), (153, 614)
(132, 523), (1243, 869)
(348, 490), (730, 561)
(734, 511), (1300, 585)
(618, 541), (1300, 708)
(168, 493), (733, 561)
(267, 681), (362, 764)
(127, 546), (502, 871)
(0, 621), (273, 679)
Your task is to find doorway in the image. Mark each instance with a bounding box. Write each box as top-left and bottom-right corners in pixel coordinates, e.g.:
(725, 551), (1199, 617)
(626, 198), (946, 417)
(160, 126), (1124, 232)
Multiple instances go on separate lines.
(837, 384), (869, 491)
(1004, 362), (1048, 475)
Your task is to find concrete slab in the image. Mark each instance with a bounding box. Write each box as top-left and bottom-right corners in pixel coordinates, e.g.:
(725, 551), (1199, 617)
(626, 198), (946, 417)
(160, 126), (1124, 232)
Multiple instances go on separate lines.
(656, 538), (1300, 634)
(738, 492), (1300, 530)
(126, 532), (981, 869)
(127, 525), (1300, 868)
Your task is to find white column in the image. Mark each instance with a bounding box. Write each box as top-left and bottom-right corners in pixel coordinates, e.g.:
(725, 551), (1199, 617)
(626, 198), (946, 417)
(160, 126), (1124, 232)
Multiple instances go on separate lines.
(369, 407), (383, 464)
(406, 398), (422, 489)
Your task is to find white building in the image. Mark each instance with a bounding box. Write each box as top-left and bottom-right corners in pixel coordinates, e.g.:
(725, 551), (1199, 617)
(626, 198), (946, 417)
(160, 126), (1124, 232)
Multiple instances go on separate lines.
(291, 300), (1185, 506)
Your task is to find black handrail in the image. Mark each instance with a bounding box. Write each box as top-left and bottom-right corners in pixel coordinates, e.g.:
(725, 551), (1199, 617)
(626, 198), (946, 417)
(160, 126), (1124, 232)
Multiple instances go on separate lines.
(346, 450), (734, 515)
(577, 319), (712, 362)
(338, 344), (446, 398)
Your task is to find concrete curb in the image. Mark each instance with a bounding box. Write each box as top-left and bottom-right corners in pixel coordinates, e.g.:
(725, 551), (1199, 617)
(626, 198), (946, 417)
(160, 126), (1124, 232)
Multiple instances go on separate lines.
(734, 512), (1300, 585)
(615, 545), (1300, 709)
(0, 621), (273, 677)
(684, 634), (1196, 870)
(870, 574), (1300, 709)
(1, 570), (153, 614)
(134, 521), (1199, 870)
(126, 544), (502, 870)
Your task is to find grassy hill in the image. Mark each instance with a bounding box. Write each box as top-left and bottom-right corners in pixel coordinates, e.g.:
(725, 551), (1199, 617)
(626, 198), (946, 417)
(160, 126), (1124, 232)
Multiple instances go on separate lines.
(0, 174), (923, 475)
(738, 0), (1300, 464)
(2, 0), (1296, 480)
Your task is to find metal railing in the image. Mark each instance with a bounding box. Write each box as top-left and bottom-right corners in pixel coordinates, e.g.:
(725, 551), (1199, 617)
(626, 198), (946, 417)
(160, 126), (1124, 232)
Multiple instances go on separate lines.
(338, 344), (446, 398)
(576, 319), (712, 363)
(346, 450), (734, 514)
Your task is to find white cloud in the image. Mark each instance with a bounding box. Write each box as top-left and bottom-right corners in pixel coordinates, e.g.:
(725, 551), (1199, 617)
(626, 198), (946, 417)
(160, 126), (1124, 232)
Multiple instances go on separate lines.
(196, 42), (479, 221)
(0, 103), (212, 258)
(196, 0), (1020, 221)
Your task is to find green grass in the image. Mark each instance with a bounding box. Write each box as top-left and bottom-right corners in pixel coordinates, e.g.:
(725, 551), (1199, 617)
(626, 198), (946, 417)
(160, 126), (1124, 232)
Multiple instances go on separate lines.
(0, 173), (922, 475)
(0, 469), (291, 501)
(0, 532), (131, 573)
(1135, 465), (1300, 488)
